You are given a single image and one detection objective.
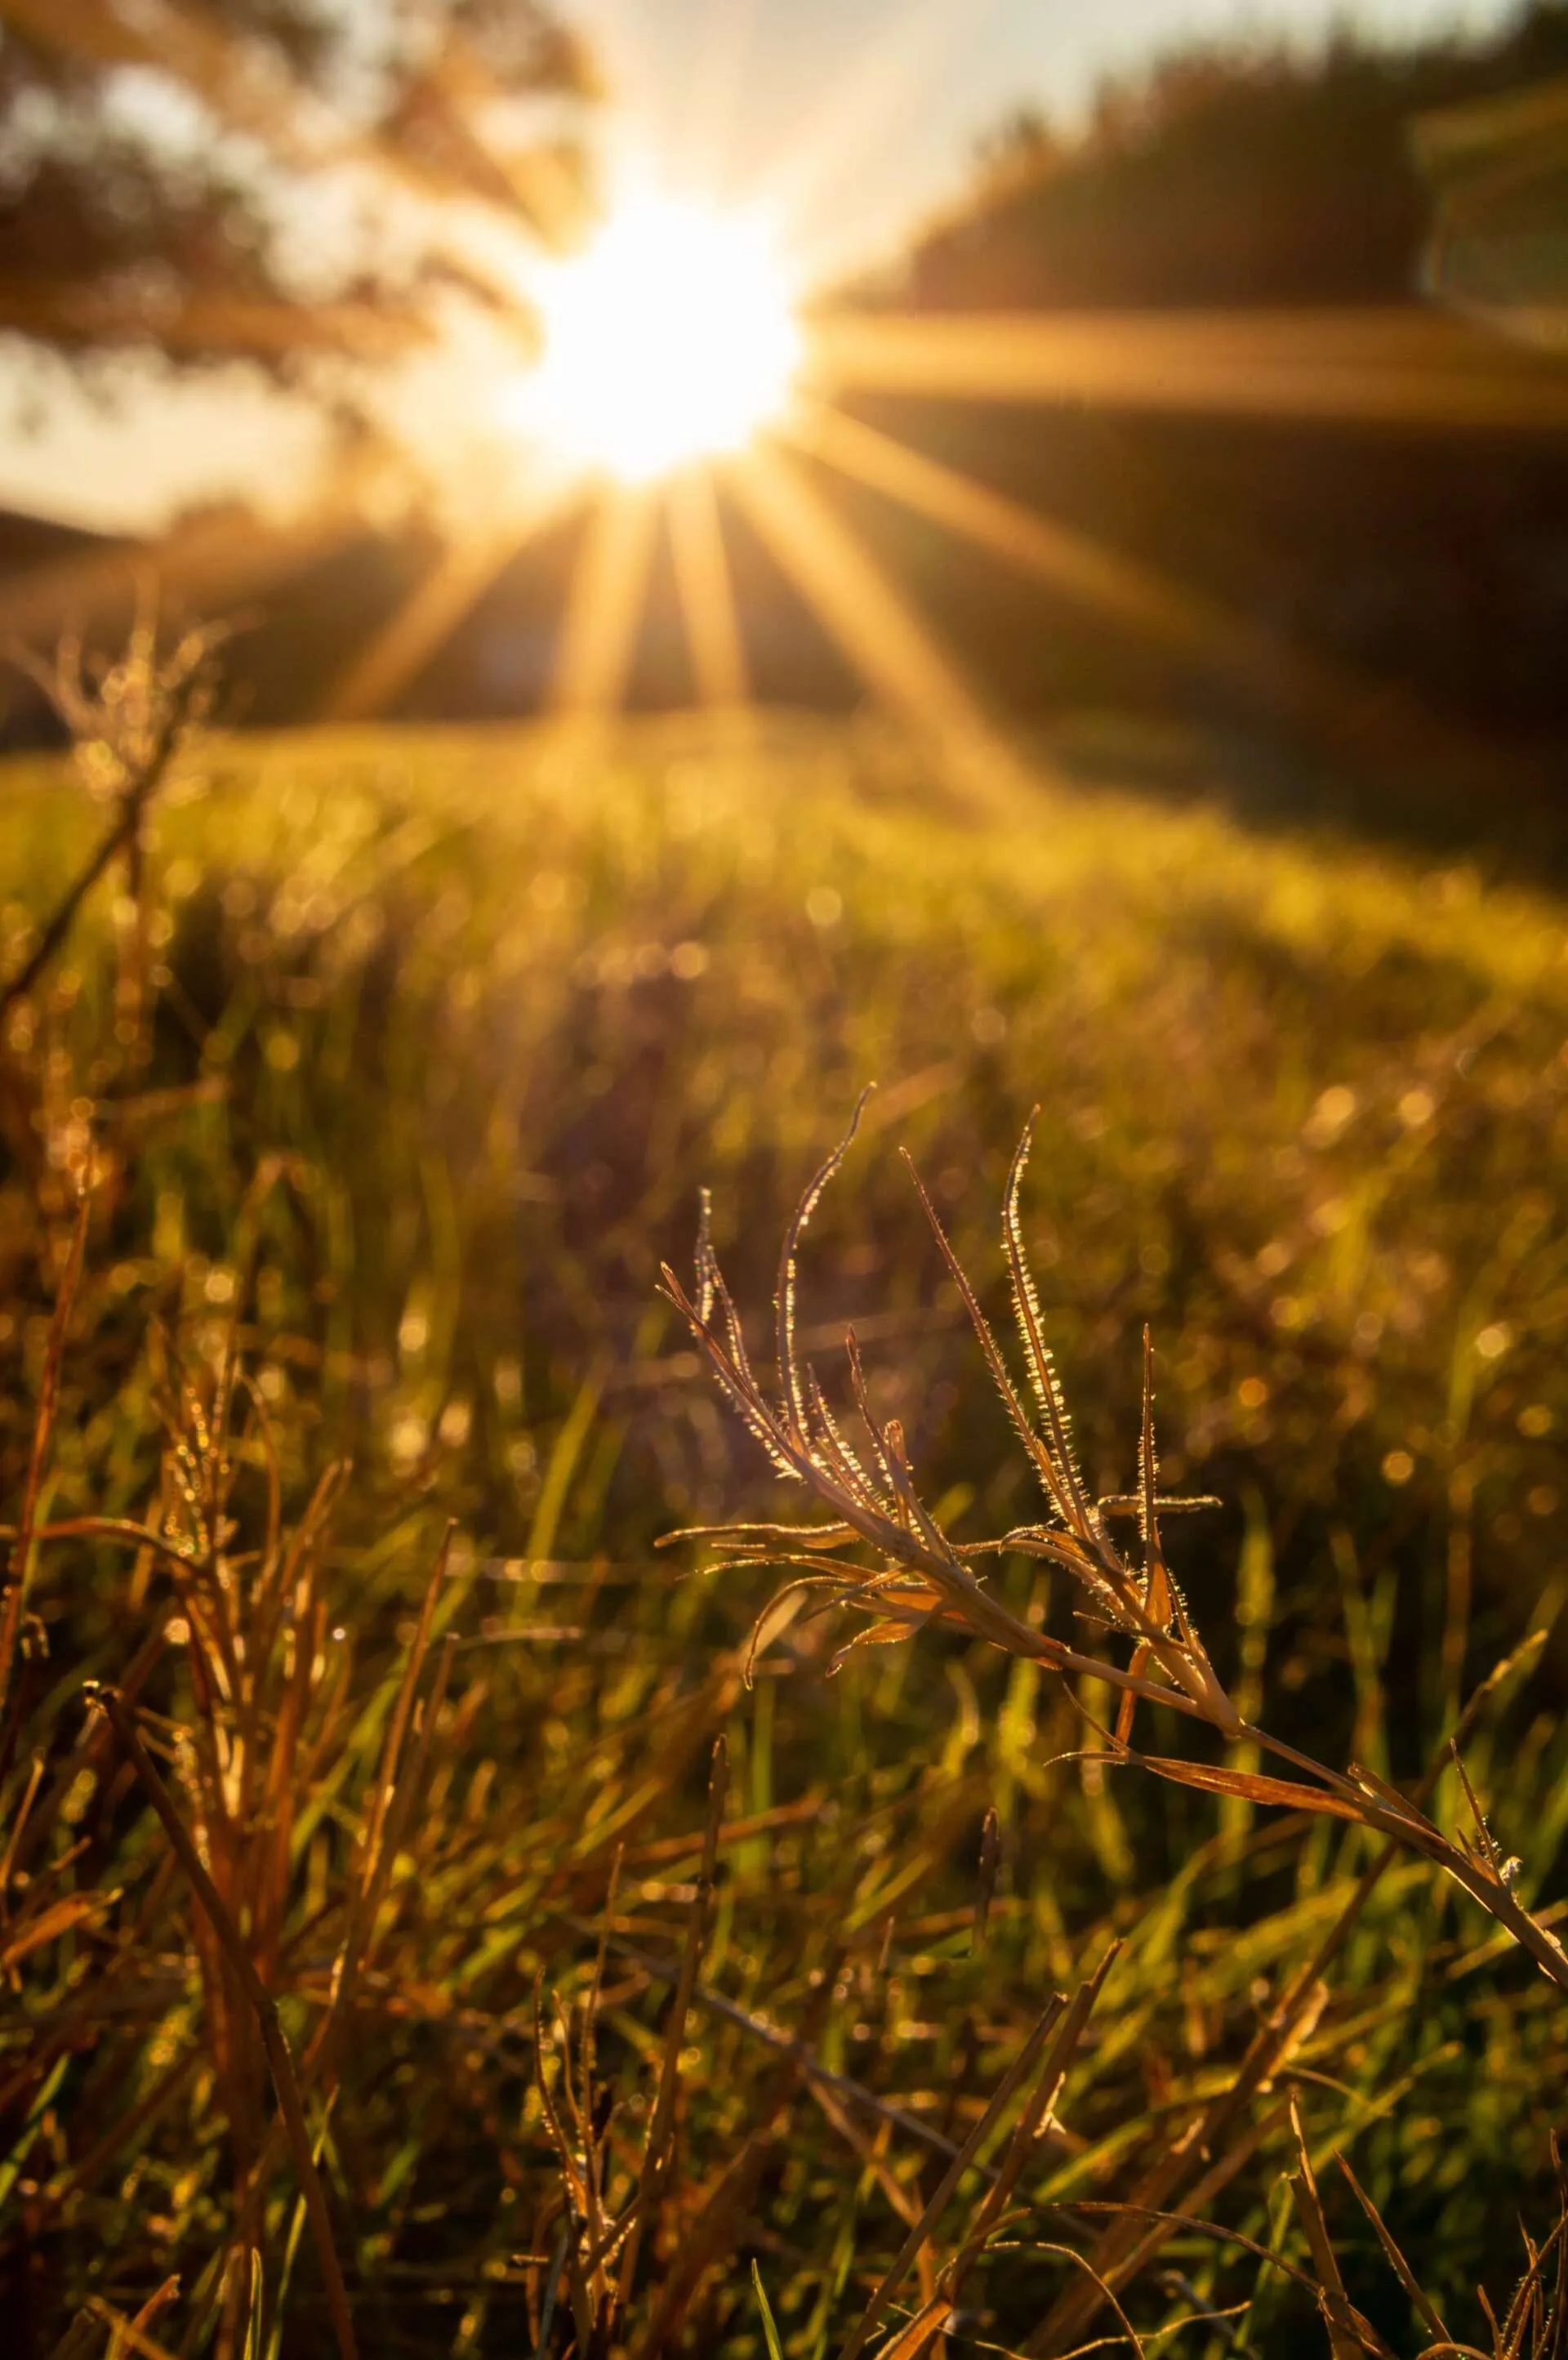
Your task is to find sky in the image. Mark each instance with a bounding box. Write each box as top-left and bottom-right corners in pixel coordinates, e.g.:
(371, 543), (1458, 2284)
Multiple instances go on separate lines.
(0, 0), (1514, 534)
(572, 0), (1511, 279)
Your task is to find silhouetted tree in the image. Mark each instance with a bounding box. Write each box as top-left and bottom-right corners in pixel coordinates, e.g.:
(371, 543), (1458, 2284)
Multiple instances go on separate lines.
(906, 2), (1568, 310)
(837, 5), (1568, 784)
(0, 0), (596, 374)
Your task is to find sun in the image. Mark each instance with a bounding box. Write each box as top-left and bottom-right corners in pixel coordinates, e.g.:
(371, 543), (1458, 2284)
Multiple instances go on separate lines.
(519, 194), (804, 484)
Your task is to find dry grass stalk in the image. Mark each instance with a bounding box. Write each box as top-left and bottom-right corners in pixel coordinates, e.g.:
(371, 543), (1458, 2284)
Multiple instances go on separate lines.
(1030, 1622), (1550, 2353)
(0, 1193), (87, 1732)
(0, 618), (221, 1035)
(665, 1104), (1568, 1992)
(836, 1994), (1065, 2360)
(87, 1684), (359, 2360)
(1287, 2097), (1380, 2358)
(613, 1734), (728, 2304)
(667, 1104), (1568, 2352)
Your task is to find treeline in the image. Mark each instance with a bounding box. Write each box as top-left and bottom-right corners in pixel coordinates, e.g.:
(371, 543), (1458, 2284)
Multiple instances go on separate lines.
(901, 3), (1568, 310)
(823, 4), (1568, 834)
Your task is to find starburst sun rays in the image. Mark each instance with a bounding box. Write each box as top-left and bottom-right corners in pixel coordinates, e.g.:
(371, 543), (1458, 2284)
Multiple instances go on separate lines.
(304, 195), (1568, 779)
(7, 0), (1568, 780)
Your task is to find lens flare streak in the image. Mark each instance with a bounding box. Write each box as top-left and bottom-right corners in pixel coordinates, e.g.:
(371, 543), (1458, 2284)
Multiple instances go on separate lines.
(811, 306), (1568, 433)
(667, 462), (750, 709)
(550, 480), (662, 714)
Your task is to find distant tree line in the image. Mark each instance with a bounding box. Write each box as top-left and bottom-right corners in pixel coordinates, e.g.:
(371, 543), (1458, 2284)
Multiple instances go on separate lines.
(825, 2), (1568, 828)
(903, 2), (1568, 310)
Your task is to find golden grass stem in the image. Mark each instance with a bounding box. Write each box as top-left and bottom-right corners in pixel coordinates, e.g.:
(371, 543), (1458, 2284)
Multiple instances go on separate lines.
(0, 1193), (88, 1737)
(1289, 2097), (1383, 2359)
(89, 1685), (360, 2360)
(1338, 2155), (1454, 2349)
(614, 1733), (728, 2304)
(837, 1997), (1066, 2360)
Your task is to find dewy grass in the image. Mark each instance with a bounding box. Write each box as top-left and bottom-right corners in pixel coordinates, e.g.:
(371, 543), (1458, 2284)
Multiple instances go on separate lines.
(666, 1098), (1568, 2353)
(4, 650), (1568, 2356)
(670, 1100), (1568, 1993)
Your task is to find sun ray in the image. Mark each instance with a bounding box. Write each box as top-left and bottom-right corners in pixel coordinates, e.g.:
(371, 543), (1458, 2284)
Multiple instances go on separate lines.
(678, 0), (760, 201)
(548, 480), (661, 716)
(787, 401), (1382, 738)
(726, 440), (1026, 807)
(322, 484), (584, 724)
(809, 306), (1568, 435)
(666, 464), (750, 711)
(0, 494), (366, 653)
(751, 0), (993, 275)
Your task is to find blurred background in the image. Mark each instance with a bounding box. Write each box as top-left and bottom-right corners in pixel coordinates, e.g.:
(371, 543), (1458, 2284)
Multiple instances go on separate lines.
(2, 0), (1566, 863)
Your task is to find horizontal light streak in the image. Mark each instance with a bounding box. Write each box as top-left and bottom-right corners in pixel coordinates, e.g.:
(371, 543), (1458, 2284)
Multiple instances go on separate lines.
(809, 307), (1568, 434)
(0, 280), (425, 361)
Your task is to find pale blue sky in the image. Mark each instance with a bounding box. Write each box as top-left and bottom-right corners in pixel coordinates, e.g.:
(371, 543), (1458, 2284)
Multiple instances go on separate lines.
(0, 0), (1514, 530)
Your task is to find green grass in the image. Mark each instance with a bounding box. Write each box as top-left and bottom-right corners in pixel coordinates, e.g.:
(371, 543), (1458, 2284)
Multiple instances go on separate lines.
(6, 711), (1568, 2358)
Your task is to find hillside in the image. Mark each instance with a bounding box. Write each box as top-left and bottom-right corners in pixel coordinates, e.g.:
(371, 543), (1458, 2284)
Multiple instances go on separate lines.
(6, 717), (1568, 2353)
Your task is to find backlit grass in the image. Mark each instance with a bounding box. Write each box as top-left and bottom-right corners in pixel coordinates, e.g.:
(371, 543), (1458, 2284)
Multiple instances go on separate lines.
(5, 705), (1568, 2357)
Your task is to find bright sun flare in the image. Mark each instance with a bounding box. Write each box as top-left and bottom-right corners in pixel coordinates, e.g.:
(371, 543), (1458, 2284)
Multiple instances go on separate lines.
(519, 195), (803, 484)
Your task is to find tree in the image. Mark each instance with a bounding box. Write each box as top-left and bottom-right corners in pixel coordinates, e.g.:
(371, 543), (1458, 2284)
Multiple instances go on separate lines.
(839, 7), (1568, 763)
(0, 0), (596, 378)
(902, 2), (1568, 312)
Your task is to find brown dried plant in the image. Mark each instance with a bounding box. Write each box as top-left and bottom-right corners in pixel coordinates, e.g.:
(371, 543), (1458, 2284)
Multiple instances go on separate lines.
(5, 1274), (372, 2360)
(2, 613), (225, 1053)
(663, 1098), (1568, 2350)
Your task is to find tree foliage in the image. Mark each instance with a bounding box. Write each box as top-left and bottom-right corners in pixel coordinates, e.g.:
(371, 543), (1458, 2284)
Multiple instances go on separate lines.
(908, 2), (1568, 310)
(0, 0), (595, 375)
(835, 6), (1568, 761)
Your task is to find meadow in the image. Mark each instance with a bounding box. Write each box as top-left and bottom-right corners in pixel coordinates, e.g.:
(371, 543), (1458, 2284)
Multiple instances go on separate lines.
(6, 685), (1568, 2358)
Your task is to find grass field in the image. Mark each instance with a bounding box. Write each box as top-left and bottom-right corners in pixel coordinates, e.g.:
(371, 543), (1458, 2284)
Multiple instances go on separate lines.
(6, 705), (1568, 2358)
